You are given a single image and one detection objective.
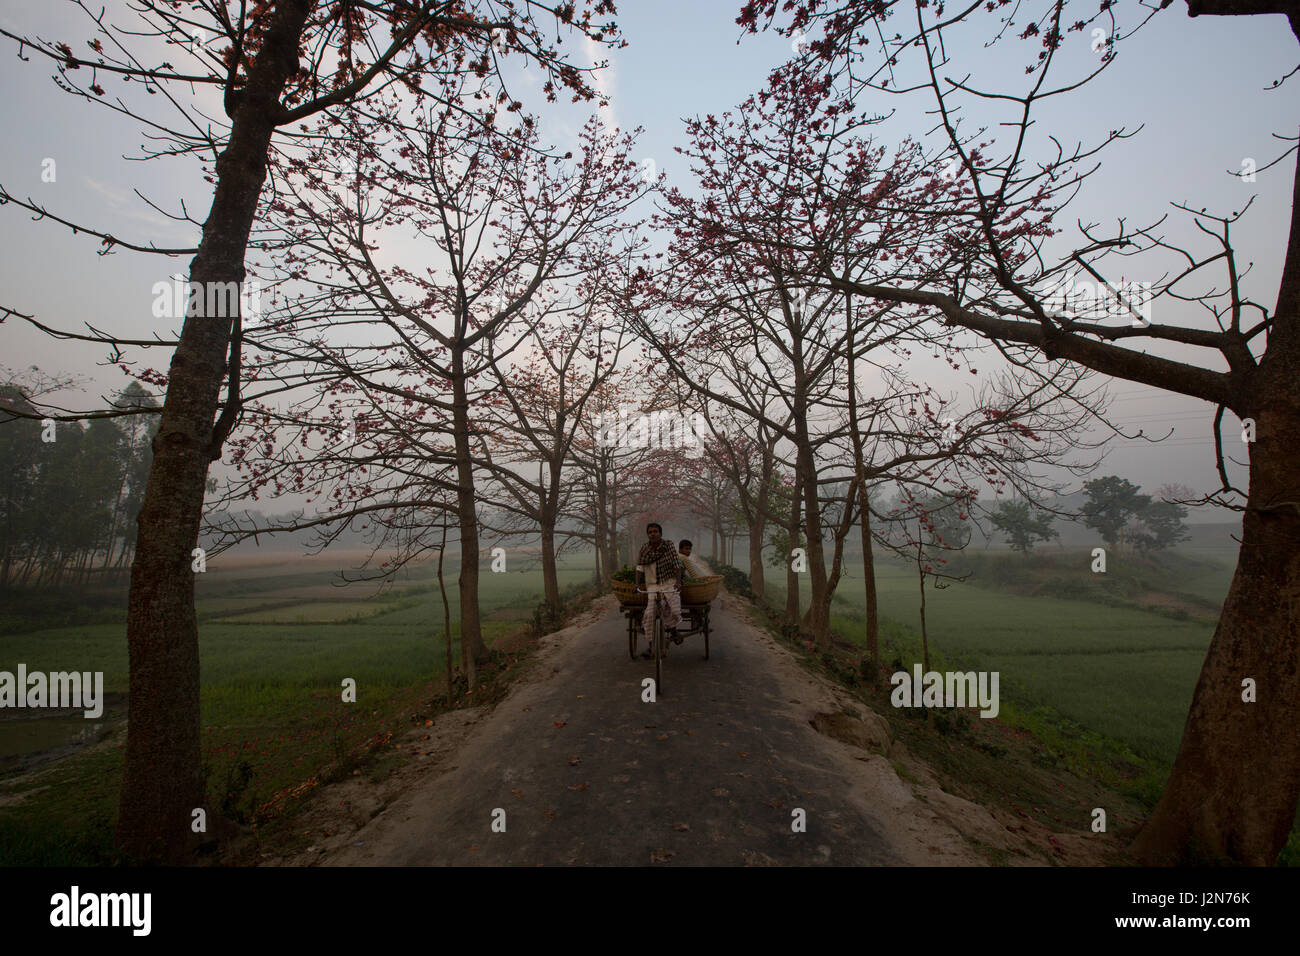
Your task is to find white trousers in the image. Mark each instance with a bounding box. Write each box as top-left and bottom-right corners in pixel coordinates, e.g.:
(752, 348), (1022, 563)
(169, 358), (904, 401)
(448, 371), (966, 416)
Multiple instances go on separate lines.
(642, 588), (682, 639)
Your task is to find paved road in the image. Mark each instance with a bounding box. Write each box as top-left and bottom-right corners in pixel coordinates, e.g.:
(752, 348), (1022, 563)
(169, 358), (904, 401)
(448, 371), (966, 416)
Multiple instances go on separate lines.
(325, 593), (976, 866)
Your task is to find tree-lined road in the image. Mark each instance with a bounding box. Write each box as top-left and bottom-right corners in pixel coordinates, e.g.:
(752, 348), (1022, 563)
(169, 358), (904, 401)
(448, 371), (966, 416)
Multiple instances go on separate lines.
(324, 594), (995, 866)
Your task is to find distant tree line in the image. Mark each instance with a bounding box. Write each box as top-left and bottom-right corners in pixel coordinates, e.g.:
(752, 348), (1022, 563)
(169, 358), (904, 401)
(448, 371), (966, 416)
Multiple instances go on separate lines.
(0, 381), (157, 588)
(988, 476), (1191, 555)
(1079, 477), (1192, 556)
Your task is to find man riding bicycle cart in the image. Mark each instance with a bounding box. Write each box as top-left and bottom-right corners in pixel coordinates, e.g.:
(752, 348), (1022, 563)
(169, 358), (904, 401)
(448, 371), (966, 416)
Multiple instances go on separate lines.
(635, 523), (683, 659)
(611, 523), (721, 695)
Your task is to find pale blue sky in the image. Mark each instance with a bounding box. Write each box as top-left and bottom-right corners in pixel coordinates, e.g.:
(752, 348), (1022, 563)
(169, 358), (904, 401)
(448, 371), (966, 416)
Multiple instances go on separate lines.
(0, 0), (1295, 503)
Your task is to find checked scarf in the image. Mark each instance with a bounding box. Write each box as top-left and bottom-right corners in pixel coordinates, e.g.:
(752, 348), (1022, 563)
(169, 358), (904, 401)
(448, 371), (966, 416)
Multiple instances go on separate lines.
(637, 539), (682, 586)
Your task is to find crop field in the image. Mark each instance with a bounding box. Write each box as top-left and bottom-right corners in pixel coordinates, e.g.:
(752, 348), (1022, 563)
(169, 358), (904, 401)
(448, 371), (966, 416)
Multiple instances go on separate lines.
(0, 550), (597, 864)
(765, 546), (1234, 765)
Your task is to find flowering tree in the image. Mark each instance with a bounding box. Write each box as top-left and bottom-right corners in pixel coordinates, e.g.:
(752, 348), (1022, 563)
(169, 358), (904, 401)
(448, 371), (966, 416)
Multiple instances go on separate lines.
(1, 0), (622, 862)
(639, 64), (1092, 648)
(225, 94), (649, 670)
(477, 272), (640, 618)
(740, 0), (1300, 864)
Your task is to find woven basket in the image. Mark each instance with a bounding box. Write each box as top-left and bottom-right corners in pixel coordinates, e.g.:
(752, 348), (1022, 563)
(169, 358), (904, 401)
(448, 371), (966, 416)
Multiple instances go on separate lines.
(612, 580), (647, 606)
(681, 575), (722, 605)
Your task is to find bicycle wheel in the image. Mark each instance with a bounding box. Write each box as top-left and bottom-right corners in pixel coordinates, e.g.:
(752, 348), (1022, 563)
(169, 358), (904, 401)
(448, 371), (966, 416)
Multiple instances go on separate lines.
(653, 613), (663, 696)
(628, 612), (637, 660)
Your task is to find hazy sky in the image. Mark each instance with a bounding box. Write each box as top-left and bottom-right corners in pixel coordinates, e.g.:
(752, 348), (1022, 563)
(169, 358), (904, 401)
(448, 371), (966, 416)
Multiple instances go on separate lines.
(0, 0), (1295, 511)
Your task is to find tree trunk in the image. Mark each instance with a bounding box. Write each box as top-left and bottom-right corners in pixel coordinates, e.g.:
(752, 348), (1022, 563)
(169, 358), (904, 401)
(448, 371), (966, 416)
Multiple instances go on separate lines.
(825, 490), (852, 599)
(540, 524), (560, 620)
(118, 0), (313, 864)
(540, 454), (562, 617)
(785, 480), (800, 626)
(103, 467), (128, 571)
(438, 522), (453, 708)
(593, 483), (606, 585)
(748, 517), (765, 599)
(607, 470), (621, 574)
(1131, 202), (1300, 866)
(18, 552), (37, 587)
(597, 464), (613, 579)
(797, 438), (830, 644)
(746, 444), (775, 601)
(450, 348), (488, 669)
(844, 278), (879, 665)
(860, 496), (880, 667)
(48, 551), (65, 587)
(1132, 426), (1300, 862)
(918, 539), (930, 674)
(789, 324), (830, 643)
(36, 550), (57, 587)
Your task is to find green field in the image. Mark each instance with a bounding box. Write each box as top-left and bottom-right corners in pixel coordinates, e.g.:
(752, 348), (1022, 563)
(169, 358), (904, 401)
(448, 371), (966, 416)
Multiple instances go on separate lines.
(762, 545), (1300, 862)
(765, 548), (1232, 764)
(0, 551), (598, 864)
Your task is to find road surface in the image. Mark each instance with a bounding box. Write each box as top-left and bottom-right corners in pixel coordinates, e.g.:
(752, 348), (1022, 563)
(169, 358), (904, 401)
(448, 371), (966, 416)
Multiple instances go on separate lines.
(320, 593), (1011, 866)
